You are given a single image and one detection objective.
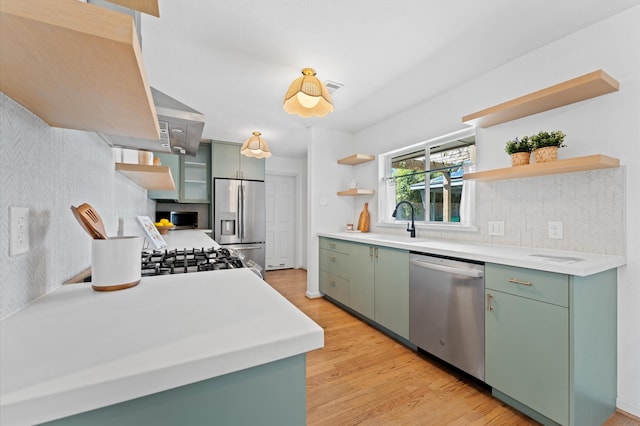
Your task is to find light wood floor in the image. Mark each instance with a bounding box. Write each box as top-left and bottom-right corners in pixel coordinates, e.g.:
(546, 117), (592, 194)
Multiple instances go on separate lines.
(264, 269), (639, 426)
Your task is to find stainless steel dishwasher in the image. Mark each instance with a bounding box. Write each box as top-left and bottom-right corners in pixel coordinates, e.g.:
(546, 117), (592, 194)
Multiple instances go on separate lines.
(409, 253), (485, 380)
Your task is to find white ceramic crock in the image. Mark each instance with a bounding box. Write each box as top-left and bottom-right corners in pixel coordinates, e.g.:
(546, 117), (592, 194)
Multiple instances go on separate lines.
(91, 236), (142, 291)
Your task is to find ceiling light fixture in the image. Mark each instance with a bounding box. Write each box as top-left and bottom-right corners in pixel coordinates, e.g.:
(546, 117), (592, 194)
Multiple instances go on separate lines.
(283, 68), (334, 118)
(240, 131), (271, 159)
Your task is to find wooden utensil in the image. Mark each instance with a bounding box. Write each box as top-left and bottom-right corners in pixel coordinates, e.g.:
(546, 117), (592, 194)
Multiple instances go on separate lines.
(71, 203), (108, 239)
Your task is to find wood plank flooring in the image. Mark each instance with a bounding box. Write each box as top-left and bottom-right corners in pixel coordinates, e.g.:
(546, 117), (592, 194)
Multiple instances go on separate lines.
(264, 269), (639, 426)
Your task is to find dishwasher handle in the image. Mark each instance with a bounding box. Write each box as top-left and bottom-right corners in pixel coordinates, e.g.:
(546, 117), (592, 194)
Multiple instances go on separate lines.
(410, 258), (484, 278)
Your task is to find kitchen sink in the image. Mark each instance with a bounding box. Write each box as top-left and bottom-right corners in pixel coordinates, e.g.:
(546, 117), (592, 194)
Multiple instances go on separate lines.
(528, 254), (583, 264)
(353, 233), (430, 244)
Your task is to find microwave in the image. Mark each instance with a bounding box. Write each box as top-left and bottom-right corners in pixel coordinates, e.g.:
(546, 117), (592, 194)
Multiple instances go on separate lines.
(156, 211), (198, 229)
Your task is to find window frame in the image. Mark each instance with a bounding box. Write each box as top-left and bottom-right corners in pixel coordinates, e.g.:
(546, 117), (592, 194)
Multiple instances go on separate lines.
(377, 128), (478, 232)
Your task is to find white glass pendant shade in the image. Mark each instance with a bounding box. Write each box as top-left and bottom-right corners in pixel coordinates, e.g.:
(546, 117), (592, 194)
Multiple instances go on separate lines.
(283, 68), (333, 117)
(240, 131), (271, 158)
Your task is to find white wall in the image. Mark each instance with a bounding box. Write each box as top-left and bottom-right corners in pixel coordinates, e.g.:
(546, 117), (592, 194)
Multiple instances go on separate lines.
(306, 127), (356, 297)
(308, 6), (640, 416)
(265, 154), (308, 269)
(0, 94), (156, 319)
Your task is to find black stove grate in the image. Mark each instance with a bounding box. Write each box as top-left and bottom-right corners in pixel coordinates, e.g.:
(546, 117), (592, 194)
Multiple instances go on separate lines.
(140, 247), (245, 276)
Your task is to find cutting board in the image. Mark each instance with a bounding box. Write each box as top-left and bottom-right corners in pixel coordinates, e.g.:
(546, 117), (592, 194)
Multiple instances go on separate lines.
(357, 202), (370, 233)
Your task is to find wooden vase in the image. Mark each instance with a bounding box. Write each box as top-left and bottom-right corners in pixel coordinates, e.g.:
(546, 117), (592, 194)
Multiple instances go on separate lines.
(534, 146), (559, 163)
(510, 152), (531, 167)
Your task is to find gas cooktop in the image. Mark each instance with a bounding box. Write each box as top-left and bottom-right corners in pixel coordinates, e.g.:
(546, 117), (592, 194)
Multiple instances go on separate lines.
(141, 247), (245, 276)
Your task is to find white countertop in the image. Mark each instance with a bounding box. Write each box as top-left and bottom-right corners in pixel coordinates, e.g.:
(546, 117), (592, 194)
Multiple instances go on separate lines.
(0, 269), (324, 425)
(319, 232), (626, 276)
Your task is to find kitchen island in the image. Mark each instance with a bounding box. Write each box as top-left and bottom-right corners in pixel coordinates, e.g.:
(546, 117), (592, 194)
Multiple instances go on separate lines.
(0, 265), (324, 425)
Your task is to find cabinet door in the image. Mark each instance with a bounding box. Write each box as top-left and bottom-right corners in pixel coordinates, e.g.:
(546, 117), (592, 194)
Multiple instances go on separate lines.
(181, 143), (211, 203)
(148, 153), (180, 200)
(485, 290), (569, 425)
(349, 243), (375, 319)
(240, 155), (265, 180)
(212, 142), (241, 179)
(374, 247), (409, 339)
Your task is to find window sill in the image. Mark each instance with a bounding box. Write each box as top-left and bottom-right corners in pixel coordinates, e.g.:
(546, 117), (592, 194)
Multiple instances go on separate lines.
(377, 222), (478, 233)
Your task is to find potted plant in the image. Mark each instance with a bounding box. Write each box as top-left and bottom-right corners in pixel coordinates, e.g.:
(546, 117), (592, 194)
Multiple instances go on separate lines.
(530, 130), (566, 163)
(504, 136), (532, 166)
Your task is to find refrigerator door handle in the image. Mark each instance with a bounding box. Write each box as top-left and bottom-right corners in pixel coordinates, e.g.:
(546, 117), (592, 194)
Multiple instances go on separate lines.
(239, 184), (245, 240)
(237, 185), (242, 239)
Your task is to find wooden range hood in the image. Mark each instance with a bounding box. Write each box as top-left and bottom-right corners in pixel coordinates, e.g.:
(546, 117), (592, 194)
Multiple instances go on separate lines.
(0, 0), (160, 141)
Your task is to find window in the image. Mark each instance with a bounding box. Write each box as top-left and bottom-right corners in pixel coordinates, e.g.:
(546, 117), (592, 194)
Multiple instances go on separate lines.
(380, 128), (476, 227)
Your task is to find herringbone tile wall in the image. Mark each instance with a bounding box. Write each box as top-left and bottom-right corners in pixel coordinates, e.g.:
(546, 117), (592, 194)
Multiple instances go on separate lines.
(1, 93), (155, 319)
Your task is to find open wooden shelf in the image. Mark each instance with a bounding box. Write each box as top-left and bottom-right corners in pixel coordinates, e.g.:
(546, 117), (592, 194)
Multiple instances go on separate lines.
(463, 155), (619, 182)
(115, 163), (176, 190)
(337, 189), (376, 196)
(0, 0), (160, 140)
(103, 0), (160, 16)
(462, 70), (619, 128)
(338, 154), (375, 165)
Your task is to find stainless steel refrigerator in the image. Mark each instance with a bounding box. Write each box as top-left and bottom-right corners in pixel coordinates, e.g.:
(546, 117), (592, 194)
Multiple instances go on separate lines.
(213, 178), (266, 270)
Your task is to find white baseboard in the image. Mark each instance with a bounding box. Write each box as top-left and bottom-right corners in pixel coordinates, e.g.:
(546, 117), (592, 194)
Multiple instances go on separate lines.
(617, 397), (640, 420)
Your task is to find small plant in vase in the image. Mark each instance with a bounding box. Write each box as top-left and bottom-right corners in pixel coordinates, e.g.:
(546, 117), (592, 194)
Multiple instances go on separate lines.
(531, 130), (566, 163)
(504, 136), (533, 167)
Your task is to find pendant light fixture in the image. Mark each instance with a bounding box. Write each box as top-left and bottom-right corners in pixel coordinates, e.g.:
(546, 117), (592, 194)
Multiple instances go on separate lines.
(240, 131), (271, 158)
(283, 68), (334, 118)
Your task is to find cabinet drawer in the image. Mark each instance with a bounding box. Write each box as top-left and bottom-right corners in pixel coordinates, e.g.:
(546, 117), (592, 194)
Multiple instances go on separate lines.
(319, 248), (350, 279)
(486, 263), (568, 307)
(319, 238), (350, 254)
(320, 271), (349, 305)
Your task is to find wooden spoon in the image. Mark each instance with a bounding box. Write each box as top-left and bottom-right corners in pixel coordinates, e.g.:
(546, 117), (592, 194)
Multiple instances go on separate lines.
(71, 203), (108, 239)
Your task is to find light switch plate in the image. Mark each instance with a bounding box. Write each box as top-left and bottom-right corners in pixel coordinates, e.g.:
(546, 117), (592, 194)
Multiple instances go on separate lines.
(488, 221), (504, 236)
(9, 206), (30, 256)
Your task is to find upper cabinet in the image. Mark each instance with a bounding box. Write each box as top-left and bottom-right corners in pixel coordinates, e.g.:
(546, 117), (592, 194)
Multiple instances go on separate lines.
(0, 0), (160, 140)
(462, 70), (619, 128)
(181, 142), (211, 203)
(148, 143), (211, 203)
(212, 141), (265, 181)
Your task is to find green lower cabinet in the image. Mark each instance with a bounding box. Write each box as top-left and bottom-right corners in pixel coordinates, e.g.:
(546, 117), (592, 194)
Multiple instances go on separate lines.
(44, 354), (307, 426)
(319, 242), (350, 306)
(372, 246), (409, 339)
(485, 289), (569, 425)
(349, 242), (409, 338)
(319, 238), (409, 340)
(485, 263), (617, 426)
(349, 244), (375, 319)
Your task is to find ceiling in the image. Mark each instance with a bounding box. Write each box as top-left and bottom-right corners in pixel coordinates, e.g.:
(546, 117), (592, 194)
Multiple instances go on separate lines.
(140, 1), (638, 158)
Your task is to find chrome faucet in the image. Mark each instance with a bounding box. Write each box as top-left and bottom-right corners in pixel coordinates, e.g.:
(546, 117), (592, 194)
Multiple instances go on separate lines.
(392, 201), (416, 238)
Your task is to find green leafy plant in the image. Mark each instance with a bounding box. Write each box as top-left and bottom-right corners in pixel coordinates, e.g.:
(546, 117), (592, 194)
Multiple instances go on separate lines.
(530, 130), (566, 150)
(504, 136), (533, 154)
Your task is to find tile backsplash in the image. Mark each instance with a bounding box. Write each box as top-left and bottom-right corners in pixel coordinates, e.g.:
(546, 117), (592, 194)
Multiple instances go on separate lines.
(374, 166), (625, 256)
(1, 93), (155, 319)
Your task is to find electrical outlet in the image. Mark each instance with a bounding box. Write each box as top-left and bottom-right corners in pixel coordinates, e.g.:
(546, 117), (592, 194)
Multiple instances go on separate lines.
(9, 206), (30, 256)
(548, 221), (563, 239)
(488, 221), (504, 236)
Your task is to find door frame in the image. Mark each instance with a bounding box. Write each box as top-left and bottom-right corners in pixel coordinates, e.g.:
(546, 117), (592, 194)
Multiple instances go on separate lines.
(265, 171), (304, 269)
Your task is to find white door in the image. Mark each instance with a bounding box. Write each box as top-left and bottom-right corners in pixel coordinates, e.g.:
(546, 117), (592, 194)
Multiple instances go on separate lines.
(265, 175), (295, 270)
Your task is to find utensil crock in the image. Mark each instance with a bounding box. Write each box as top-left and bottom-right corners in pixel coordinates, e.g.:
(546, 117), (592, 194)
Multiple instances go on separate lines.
(91, 236), (142, 291)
